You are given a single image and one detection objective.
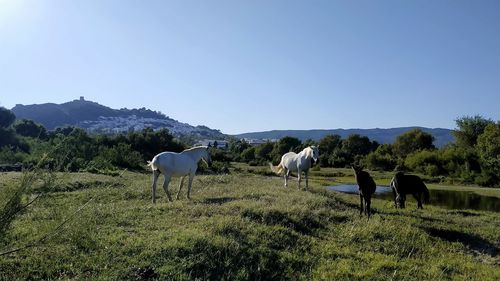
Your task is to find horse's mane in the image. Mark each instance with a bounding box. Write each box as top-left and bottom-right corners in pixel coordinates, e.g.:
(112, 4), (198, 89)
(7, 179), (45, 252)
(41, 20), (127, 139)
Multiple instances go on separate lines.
(182, 146), (208, 152)
(301, 146), (318, 158)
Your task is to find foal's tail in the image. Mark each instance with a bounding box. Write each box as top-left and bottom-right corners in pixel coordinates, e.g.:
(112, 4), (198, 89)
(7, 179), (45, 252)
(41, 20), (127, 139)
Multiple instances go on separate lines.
(269, 162), (285, 175)
(147, 156), (159, 171)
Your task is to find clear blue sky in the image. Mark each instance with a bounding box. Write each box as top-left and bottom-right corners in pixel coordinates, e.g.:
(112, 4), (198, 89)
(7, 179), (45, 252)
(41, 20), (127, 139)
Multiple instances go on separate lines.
(1, 0), (499, 134)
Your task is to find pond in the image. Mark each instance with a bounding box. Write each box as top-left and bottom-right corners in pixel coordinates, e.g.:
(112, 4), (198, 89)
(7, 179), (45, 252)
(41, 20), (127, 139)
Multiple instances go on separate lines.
(327, 185), (500, 212)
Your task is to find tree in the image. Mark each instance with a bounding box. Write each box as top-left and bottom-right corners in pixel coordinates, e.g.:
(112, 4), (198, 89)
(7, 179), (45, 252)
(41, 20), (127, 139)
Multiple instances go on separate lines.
(328, 148), (351, 168)
(0, 107), (16, 128)
(318, 135), (342, 167)
(393, 129), (435, 158)
(363, 144), (396, 171)
(334, 134), (378, 167)
(302, 139), (317, 149)
(404, 150), (442, 176)
(454, 115), (494, 147)
(255, 142), (274, 162)
(228, 139), (251, 161)
(48, 128), (95, 171)
(476, 122), (500, 185)
(271, 137), (302, 163)
(0, 128), (19, 149)
(0, 109), (27, 153)
(241, 147), (256, 162)
(342, 134), (376, 157)
(127, 128), (184, 161)
(13, 119), (47, 139)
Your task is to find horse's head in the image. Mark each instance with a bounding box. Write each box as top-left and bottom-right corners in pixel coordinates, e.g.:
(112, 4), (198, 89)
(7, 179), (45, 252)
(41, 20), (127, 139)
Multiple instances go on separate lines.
(351, 165), (361, 175)
(395, 195), (406, 208)
(307, 146), (320, 162)
(202, 147), (212, 167)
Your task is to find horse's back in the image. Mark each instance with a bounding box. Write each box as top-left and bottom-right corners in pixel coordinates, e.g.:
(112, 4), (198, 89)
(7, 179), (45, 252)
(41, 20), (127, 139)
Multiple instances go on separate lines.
(395, 174), (426, 193)
(356, 171), (376, 194)
(281, 152), (299, 170)
(154, 152), (196, 175)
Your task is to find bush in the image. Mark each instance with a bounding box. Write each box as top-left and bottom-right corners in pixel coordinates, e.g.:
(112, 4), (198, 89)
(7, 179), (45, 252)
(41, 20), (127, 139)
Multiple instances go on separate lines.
(99, 143), (144, 170)
(241, 147), (256, 163)
(210, 161), (231, 174)
(404, 150), (442, 176)
(363, 145), (396, 171)
(0, 146), (28, 164)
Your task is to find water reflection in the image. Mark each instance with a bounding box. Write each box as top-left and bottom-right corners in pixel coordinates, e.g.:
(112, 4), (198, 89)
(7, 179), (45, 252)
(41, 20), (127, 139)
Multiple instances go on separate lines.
(327, 185), (500, 212)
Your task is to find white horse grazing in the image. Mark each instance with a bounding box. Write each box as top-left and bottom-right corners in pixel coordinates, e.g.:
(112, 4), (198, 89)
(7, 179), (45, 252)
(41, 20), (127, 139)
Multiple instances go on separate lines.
(269, 146), (319, 190)
(147, 146), (212, 203)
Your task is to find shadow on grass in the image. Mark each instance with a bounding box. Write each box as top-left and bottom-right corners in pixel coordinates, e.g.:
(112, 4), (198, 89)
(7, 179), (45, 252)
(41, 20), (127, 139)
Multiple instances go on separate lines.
(449, 210), (481, 217)
(378, 210), (446, 224)
(241, 208), (348, 235)
(37, 180), (124, 193)
(422, 227), (499, 257)
(201, 197), (237, 205)
(242, 209), (322, 235)
(133, 266), (157, 281)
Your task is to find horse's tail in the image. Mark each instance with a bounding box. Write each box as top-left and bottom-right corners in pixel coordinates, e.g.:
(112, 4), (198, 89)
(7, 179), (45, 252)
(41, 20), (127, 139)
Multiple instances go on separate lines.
(422, 183), (430, 203)
(269, 162), (284, 175)
(147, 156), (159, 171)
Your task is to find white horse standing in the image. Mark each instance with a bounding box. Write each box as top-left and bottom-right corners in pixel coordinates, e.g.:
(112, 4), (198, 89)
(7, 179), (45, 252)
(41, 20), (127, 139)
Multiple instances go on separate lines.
(269, 146), (319, 190)
(147, 146), (212, 203)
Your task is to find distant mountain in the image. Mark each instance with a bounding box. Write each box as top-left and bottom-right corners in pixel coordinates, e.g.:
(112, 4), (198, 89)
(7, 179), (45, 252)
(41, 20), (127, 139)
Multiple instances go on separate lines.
(235, 127), (455, 147)
(10, 98), (456, 147)
(11, 97), (225, 140)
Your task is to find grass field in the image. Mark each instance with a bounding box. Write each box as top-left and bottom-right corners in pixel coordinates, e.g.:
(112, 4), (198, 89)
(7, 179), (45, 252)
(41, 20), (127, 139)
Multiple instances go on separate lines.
(0, 167), (499, 280)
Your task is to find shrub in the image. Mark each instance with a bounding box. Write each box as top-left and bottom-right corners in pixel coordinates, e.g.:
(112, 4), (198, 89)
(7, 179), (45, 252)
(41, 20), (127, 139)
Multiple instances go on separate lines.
(404, 150), (442, 176)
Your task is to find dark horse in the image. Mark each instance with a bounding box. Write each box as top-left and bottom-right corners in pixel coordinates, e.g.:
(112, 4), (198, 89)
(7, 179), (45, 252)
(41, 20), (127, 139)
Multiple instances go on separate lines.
(352, 166), (377, 217)
(390, 172), (430, 209)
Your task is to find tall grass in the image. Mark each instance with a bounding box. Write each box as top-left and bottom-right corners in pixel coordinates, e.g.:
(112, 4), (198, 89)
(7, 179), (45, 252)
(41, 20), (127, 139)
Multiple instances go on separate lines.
(0, 170), (498, 280)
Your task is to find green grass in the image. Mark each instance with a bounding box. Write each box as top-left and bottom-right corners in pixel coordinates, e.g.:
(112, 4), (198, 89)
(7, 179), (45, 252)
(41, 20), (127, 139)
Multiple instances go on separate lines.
(0, 168), (499, 280)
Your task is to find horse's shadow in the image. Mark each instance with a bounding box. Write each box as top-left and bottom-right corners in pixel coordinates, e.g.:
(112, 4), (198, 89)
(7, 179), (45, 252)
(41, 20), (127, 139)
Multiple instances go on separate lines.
(422, 227), (499, 257)
(201, 197), (237, 205)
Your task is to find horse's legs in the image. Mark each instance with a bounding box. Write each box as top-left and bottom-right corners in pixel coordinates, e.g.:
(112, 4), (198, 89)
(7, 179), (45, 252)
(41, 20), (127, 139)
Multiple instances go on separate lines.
(414, 193), (423, 209)
(152, 170), (160, 204)
(366, 197), (371, 217)
(401, 194), (406, 208)
(359, 194), (364, 216)
(176, 176), (186, 200)
(392, 188), (398, 208)
(305, 170), (309, 191)
(187, 174), (194, 199)
(284, 170), (290, 188)
(162, 175), (173, 202)
(297, 169), (302, 190)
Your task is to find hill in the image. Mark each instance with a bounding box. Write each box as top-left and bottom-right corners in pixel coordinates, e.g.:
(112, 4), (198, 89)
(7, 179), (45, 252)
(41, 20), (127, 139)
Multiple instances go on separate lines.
(235, 127), (455, 147)
(10, 98), (455, 146)
(11, 97), (225, 140)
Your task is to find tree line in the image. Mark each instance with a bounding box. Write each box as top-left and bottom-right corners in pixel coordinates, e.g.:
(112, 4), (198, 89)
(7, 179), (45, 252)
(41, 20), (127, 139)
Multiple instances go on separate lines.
(0, 107), (498, 186)
(221, 115), (499, 187)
